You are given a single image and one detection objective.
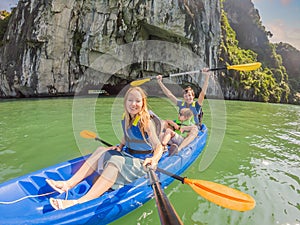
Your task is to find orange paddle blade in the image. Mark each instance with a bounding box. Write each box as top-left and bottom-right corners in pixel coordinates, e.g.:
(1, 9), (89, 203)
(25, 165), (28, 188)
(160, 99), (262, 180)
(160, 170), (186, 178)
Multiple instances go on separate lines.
(80, 130), (97, 139)
(184, 178), (255, 212)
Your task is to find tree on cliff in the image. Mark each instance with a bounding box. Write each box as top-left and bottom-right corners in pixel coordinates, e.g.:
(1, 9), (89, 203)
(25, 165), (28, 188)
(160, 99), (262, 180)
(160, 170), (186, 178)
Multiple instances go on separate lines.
(0, 10), (11, 46)
(222, 0), (292, 103)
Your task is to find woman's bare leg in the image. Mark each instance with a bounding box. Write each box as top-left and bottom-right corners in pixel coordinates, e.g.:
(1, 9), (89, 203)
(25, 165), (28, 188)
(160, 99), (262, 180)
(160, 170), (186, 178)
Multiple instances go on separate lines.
(48, 146), (108, 191)
(67, 146), (109, 186)
(50, 163), (118, 209)
(77, 163), (118, 203)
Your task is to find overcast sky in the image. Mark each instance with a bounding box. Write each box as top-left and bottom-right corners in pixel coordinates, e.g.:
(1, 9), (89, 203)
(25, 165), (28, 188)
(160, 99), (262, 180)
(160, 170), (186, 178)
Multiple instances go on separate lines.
(0, 0), (17, 12)
(252, 0), (300, 50)
(1, 0), (299, 50)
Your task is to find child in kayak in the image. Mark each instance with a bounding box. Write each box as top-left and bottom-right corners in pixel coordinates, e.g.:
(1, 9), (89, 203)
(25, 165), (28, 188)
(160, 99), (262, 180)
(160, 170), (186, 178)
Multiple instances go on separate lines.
(156, 68), (211, 152)
(161, 108), (197, 156)
(156, 68), (211, 128)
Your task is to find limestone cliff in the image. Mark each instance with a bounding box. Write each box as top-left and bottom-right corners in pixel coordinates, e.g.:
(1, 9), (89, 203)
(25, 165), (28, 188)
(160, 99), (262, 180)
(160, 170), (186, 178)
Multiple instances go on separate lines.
(0, 0), (221, 97)
(221, 0), (291, 103)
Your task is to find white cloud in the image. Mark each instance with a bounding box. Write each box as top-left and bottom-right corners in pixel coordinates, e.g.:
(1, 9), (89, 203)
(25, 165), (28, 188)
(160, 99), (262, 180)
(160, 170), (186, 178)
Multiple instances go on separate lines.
(280, 0), (292, 5)
(266, 19), (300, 50)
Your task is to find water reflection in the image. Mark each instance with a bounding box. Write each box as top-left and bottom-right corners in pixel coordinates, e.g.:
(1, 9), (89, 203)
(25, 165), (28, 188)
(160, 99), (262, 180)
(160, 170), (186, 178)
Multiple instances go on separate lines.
(1, 99), (299, 225)
(187, 103), (300, 225)
(248, 115), (300, 224)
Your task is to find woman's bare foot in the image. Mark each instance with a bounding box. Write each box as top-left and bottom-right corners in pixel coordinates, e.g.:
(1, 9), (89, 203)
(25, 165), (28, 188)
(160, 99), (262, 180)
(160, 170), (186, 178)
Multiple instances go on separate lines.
(46, 179), (71, 193)
(49, 198), (78, 210)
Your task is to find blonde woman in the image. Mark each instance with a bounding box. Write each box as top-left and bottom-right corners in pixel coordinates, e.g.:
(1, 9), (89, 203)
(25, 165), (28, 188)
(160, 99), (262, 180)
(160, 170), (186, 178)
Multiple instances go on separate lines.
(47, 87), (164, 210)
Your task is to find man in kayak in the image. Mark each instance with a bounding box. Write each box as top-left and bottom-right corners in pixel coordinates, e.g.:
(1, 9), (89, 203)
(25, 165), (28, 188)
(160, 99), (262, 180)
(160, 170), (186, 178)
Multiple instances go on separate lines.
(47, 86), (164, 210)
(156, 68), (211, 151)
(161, 108), (197, 156)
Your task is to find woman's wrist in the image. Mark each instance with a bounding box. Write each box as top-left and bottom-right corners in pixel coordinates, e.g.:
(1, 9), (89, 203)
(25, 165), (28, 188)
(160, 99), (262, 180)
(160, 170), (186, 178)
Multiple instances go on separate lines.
(117, 143), (124, 150)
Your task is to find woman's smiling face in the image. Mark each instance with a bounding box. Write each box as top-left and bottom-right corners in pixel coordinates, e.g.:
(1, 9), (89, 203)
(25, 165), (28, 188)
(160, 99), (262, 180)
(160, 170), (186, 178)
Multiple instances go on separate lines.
(125, 89), (143, 116)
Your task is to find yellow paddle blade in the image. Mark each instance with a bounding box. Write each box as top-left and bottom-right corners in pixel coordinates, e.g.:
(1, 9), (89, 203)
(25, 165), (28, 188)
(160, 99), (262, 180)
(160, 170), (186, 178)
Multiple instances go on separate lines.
(184, 178), (255, 212)
(80, 130), (97, 139)
(130, 78), (151, 86)
(227, 62), (261, 71)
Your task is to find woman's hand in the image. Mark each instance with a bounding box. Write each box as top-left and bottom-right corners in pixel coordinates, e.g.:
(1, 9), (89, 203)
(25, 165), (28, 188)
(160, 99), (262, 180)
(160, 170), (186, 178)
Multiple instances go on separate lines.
(143, 157), (159, 170)
(107, 145), (122, 151)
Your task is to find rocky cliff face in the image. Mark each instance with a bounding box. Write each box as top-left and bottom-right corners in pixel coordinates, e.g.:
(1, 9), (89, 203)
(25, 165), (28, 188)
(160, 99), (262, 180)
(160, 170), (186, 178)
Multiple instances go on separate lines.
(222, 0), (292, 103)
(0, 0), (221, 97)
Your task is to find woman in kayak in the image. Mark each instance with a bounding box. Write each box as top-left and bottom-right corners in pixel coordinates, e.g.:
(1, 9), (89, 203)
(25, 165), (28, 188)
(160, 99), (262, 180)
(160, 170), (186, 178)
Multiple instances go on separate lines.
(156, 68), (211, 151)
(47, 86), (164, 210)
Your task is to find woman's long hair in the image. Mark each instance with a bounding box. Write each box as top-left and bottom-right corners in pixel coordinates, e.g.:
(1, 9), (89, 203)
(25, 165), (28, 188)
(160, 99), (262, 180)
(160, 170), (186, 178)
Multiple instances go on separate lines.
(123, 87), (150, 137)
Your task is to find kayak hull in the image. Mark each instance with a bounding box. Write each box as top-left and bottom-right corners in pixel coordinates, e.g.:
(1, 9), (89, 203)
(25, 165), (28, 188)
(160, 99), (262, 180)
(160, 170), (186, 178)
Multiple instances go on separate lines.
(0, 125), (207, 225)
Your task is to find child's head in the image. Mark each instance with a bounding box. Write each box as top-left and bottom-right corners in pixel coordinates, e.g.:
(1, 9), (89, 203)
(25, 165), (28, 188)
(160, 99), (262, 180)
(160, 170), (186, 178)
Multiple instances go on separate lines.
(183, 86), (195, 105)
(178, 108), (193, 121)
(183, 86), (195, 97)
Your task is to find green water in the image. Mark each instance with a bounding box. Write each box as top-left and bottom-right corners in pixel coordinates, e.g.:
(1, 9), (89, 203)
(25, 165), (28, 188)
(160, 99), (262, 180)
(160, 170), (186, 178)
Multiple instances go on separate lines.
(0, 97), (299, 225)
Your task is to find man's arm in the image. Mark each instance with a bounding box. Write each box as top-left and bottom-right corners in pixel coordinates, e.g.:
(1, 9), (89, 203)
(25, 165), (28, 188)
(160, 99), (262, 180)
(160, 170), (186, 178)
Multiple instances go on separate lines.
(157, 75), (178, 104)
(198, 68), (212, 106)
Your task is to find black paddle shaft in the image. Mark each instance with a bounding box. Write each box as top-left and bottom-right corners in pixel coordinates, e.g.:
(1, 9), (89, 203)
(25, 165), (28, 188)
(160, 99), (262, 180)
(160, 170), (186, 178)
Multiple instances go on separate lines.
(208, 66), (227, 71)
(148, 169), (183, 225)
(95, 137), (113, 147)
(93, 136), (185, 183)
(93, 136), (186, 184)
(91, 135), (184, 223)
(156, 167), (185, 183)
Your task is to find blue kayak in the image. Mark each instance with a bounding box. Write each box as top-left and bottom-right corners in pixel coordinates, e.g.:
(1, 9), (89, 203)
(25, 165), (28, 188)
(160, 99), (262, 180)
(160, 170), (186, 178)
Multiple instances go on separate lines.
(0, 125), (207, 225)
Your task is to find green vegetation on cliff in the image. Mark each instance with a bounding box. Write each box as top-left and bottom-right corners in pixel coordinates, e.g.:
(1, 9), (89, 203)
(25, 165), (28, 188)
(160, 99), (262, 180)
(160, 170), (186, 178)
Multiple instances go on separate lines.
(275, 43), (300, 103)
(0, 10), (11, 46)
(220, 0), (292, 103)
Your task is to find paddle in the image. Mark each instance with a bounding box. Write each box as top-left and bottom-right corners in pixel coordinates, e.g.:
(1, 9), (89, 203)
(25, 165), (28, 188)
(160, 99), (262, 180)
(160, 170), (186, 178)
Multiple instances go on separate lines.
(130, 62), (261, 86)
(81, 130), (183, 224)
(80, 130), (113, 147)
(155, 167), (255, 212)
(80, 130), (256, 211)
(209, 62), (261, 71)
(148, 168), (183, 225)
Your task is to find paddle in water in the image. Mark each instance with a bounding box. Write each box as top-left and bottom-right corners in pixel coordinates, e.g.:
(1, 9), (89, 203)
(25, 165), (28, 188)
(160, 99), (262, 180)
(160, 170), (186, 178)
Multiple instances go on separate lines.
(156, 167), (255, 212)
(130, 62), (262, 86)
(80, 130), (256, 212)
(148, 168), (183, 225)
(81, 130), (183, 223)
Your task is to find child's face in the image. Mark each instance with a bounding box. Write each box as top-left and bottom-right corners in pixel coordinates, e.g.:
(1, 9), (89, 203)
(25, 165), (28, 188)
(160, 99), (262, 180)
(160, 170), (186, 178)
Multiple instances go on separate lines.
(178, 112), (187, 121)
(183, 90), (194, 104)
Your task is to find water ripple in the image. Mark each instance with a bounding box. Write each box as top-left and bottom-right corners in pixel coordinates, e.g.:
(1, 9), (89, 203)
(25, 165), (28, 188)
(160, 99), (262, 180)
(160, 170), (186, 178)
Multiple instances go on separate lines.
(0, 149), (16, 156)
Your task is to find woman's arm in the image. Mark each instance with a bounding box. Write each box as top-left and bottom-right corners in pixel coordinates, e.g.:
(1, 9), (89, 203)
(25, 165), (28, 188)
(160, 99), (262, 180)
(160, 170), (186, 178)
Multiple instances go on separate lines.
(143, 120), (164, 169)
(156, 75), (178, 104)
(116, 136), (125, 151)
